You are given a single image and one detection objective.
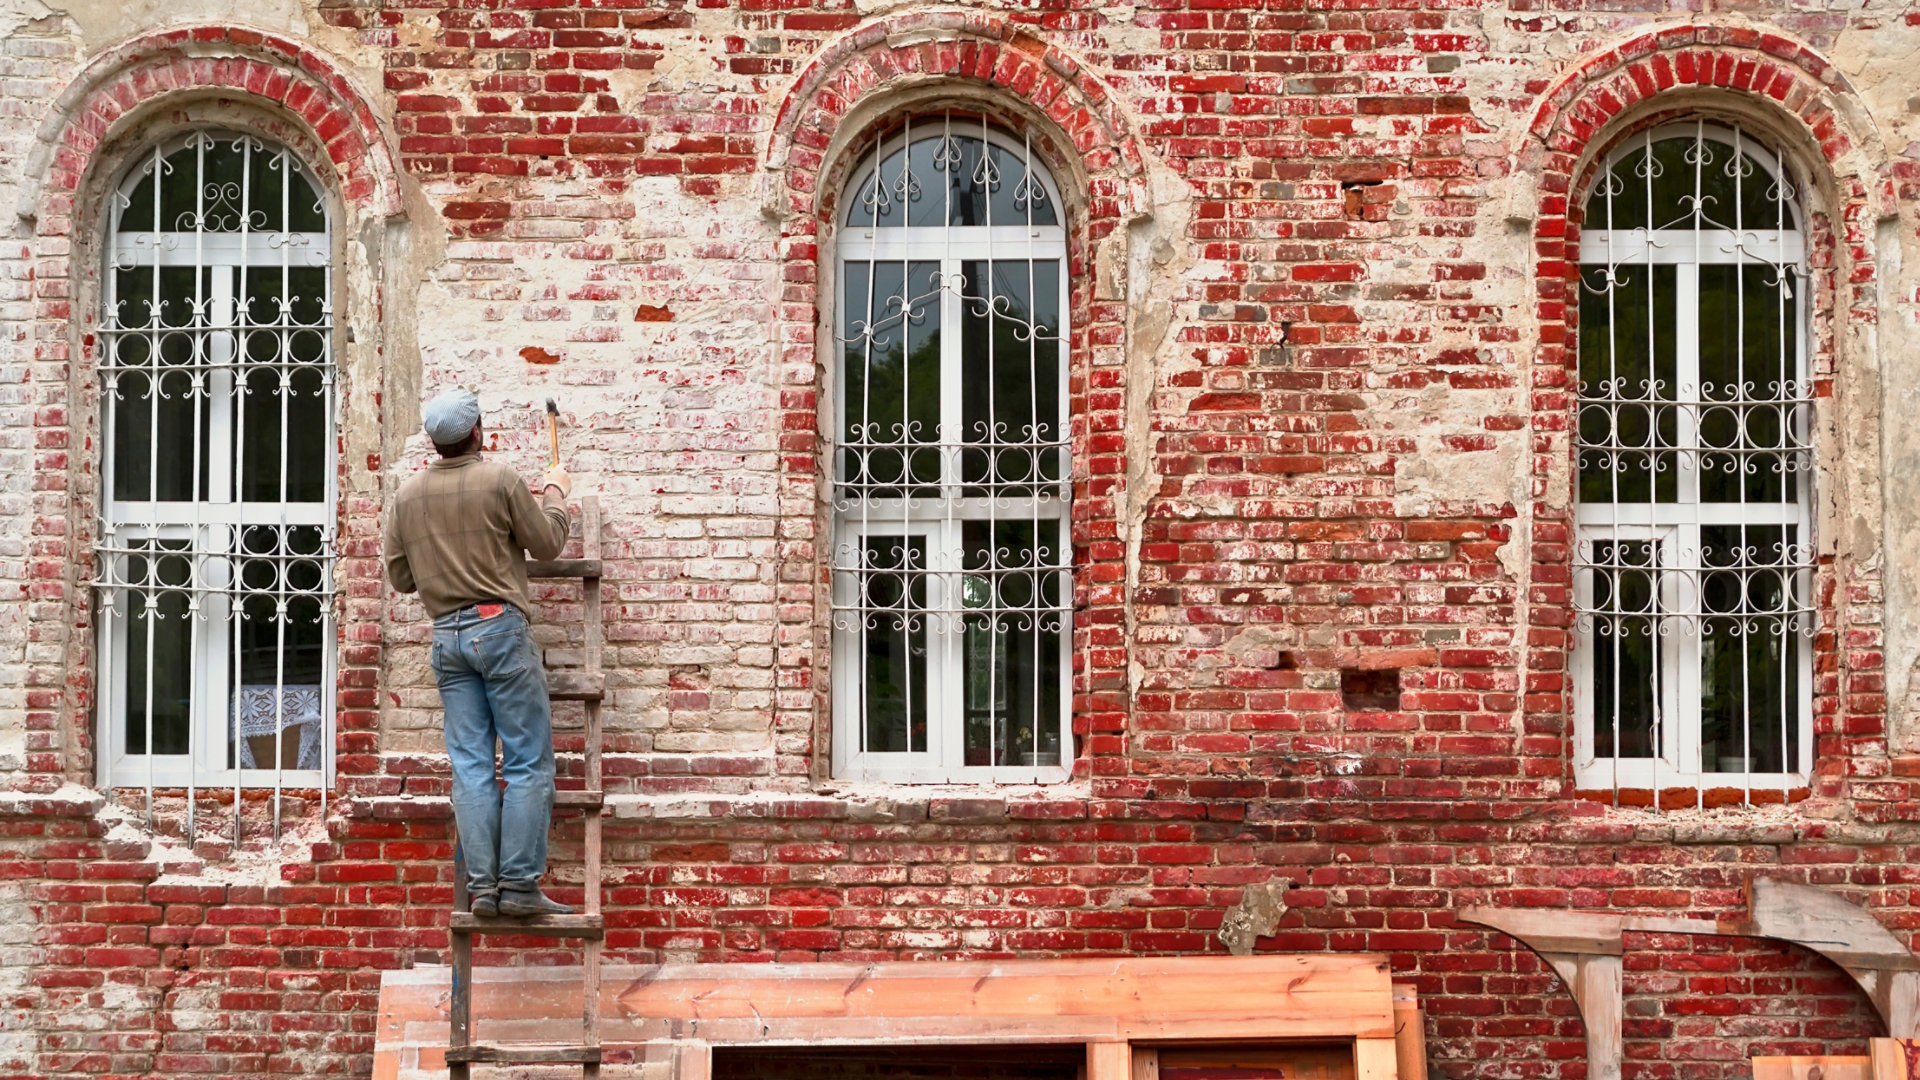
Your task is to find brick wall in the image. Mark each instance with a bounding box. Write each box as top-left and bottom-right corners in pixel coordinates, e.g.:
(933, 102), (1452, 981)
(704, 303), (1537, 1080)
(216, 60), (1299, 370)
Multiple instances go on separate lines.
(3, 2), (1920, 1079)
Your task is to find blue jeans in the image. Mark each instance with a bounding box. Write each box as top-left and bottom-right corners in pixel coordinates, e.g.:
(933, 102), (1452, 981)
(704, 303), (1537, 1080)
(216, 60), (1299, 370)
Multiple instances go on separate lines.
(431, 604), (554, 898)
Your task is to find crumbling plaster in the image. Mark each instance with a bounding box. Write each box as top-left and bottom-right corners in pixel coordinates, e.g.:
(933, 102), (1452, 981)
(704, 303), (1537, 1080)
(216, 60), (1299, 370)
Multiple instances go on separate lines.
(1829, 22), (1920, 751)
(0, 0), (1917, 787)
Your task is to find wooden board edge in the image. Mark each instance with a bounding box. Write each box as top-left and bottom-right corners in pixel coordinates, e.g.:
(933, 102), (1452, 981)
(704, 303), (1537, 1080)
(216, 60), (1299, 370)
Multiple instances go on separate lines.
(1872, 1039), (1910, 1080)
(1088, 1042), (1131, 1080)
(674, 1041), (712, 1080)
(1356, 1036), (1399, 1080)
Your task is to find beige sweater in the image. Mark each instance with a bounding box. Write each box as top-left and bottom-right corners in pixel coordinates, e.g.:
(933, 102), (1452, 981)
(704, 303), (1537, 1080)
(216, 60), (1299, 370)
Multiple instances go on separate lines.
(383, 453), (570, 619)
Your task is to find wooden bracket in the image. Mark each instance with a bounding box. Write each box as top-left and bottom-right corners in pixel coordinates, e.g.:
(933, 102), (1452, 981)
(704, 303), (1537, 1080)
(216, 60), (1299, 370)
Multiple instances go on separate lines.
(1457, 907), (1626, 1080)
(1463, 878), (1920, 1080)
(1730, 879), (1920, 1038)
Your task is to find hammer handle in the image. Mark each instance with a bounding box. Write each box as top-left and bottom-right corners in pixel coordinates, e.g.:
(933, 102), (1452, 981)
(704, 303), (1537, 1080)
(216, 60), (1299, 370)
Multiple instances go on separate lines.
(547, 412), (561, 467)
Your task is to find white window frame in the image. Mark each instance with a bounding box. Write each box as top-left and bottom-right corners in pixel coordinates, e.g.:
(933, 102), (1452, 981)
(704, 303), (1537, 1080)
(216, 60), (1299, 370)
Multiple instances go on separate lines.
(1572, 121), (1815, 798)
(830, 117), (1074, 785)
(92, 131), (337, 814)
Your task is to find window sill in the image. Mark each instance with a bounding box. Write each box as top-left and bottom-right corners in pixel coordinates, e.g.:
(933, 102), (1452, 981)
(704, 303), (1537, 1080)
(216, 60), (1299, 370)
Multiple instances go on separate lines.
(351, 780), (1095, 825)
(1574, 785), (1810, 811)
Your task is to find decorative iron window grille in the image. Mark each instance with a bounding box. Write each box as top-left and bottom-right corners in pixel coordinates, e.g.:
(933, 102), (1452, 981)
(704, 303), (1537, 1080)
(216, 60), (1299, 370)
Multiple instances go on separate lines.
(91, 131), (336, 834)
(1573, 121), (1814, 802)
(830, 116), (1072, 783)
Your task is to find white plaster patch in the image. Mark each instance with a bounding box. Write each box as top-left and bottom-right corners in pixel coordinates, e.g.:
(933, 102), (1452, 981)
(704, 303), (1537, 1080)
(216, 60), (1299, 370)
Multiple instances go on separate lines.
(40, 0), (309, 51)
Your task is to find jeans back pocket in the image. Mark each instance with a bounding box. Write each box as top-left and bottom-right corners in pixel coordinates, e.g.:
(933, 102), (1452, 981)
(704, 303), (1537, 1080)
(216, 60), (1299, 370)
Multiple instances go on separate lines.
(470, 619), (533, 680)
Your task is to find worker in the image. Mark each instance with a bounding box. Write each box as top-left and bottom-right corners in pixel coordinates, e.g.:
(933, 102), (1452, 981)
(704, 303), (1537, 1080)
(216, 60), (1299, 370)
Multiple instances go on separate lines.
(383, 388), (577, 919)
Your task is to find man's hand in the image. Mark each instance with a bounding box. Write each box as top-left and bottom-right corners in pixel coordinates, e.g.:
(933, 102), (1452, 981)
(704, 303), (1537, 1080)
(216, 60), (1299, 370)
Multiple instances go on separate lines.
(543, 465), (572, 499)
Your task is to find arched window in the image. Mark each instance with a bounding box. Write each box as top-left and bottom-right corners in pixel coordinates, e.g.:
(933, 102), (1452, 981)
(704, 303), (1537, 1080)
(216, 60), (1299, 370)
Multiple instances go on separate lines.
(1573, 121), (1813, 800)
(831, 116), (1071, 783)
(92, 131), (336, 807)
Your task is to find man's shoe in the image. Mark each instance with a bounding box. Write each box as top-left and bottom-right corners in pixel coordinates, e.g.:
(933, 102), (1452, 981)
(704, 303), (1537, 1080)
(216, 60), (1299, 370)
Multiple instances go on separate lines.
(469, 892), (499, 918)
(498, 888), (574, 917)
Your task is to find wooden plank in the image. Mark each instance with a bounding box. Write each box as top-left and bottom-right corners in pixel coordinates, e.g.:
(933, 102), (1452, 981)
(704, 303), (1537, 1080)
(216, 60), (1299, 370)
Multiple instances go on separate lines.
(527, 558), (602, 579)
(445, 1043), (603, 1064)
(447, 912), (603, 939)
(1618, 914), (1749, 938)
(1751, 1056), (1872, 1080)
(1457, 906), (1623, 956)
(554, 788), (604, 808)
(1089, 1042), (1131, 1080)
(611, 954), (1396, 1042)
(1392, 983), (1427, 1080)
(1354, 1038), (1398, 1080)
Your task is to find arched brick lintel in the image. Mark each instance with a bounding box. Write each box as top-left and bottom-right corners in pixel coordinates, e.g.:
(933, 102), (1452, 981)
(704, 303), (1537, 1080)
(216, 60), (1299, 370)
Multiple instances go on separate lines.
(759, 12), (1147, 784)
(760, 9), (1149, 223)
(18, 24), (403, 224)
(1521, 22), (1895, 225)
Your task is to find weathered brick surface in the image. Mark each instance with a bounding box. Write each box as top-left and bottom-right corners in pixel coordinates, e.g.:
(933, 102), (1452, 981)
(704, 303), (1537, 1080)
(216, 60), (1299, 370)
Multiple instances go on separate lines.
(0, 2), (1918, 1080)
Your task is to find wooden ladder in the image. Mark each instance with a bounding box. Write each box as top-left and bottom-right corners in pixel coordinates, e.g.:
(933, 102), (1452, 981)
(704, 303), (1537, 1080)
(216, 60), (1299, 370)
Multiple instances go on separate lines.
(448, 495), (606, 1077)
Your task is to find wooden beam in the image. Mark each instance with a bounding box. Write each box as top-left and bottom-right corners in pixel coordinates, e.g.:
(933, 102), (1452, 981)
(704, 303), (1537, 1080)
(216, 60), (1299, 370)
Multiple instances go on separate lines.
(444, 1044), (602, 1064)
(674, 1042), (712, 1080)
(1457, 906), (1623, 956)
(1130, 1046), (1160, 1080)
(610, 954), (1396, 1043)
(1735, 880), (1920, 973)
(1089, 1042), (1131, 1080)
(372, 955), (1400, 1075)
(1573, 955), (1623, 1080)
(1869, 1038), (1910, 1080)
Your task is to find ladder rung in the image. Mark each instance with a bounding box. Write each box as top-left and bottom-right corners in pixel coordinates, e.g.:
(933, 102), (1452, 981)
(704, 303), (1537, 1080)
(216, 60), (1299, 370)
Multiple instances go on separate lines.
(527, 558), (602, 578)
(554, 789), (604, 808)
(449, 912), (604, 939)
(547, 671), (605, 700)
(446, 1044), (602, 1065)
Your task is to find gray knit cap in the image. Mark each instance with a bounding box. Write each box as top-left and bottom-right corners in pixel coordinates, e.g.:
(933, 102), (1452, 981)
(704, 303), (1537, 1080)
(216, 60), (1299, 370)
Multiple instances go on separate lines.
(422, 388), (481, 445)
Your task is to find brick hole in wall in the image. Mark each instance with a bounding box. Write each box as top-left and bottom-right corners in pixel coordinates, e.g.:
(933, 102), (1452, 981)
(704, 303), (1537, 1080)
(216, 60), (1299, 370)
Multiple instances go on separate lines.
(1339, 178), (1390, 221)
(1341, 668), (1400, 711)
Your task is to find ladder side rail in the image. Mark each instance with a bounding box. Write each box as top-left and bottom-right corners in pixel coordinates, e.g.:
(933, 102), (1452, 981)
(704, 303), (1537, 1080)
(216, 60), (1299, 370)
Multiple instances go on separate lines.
(582, 494), (604, 1075)
(450, 837), (473, 1080)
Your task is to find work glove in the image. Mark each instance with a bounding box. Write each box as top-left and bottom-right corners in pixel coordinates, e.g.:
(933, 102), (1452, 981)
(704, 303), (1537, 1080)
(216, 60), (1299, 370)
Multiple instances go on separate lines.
(542, 465), (572, 499)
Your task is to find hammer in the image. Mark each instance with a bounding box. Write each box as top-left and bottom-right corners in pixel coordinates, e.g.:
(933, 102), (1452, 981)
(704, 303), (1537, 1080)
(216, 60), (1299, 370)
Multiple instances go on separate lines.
(545, 398), (561, 467)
